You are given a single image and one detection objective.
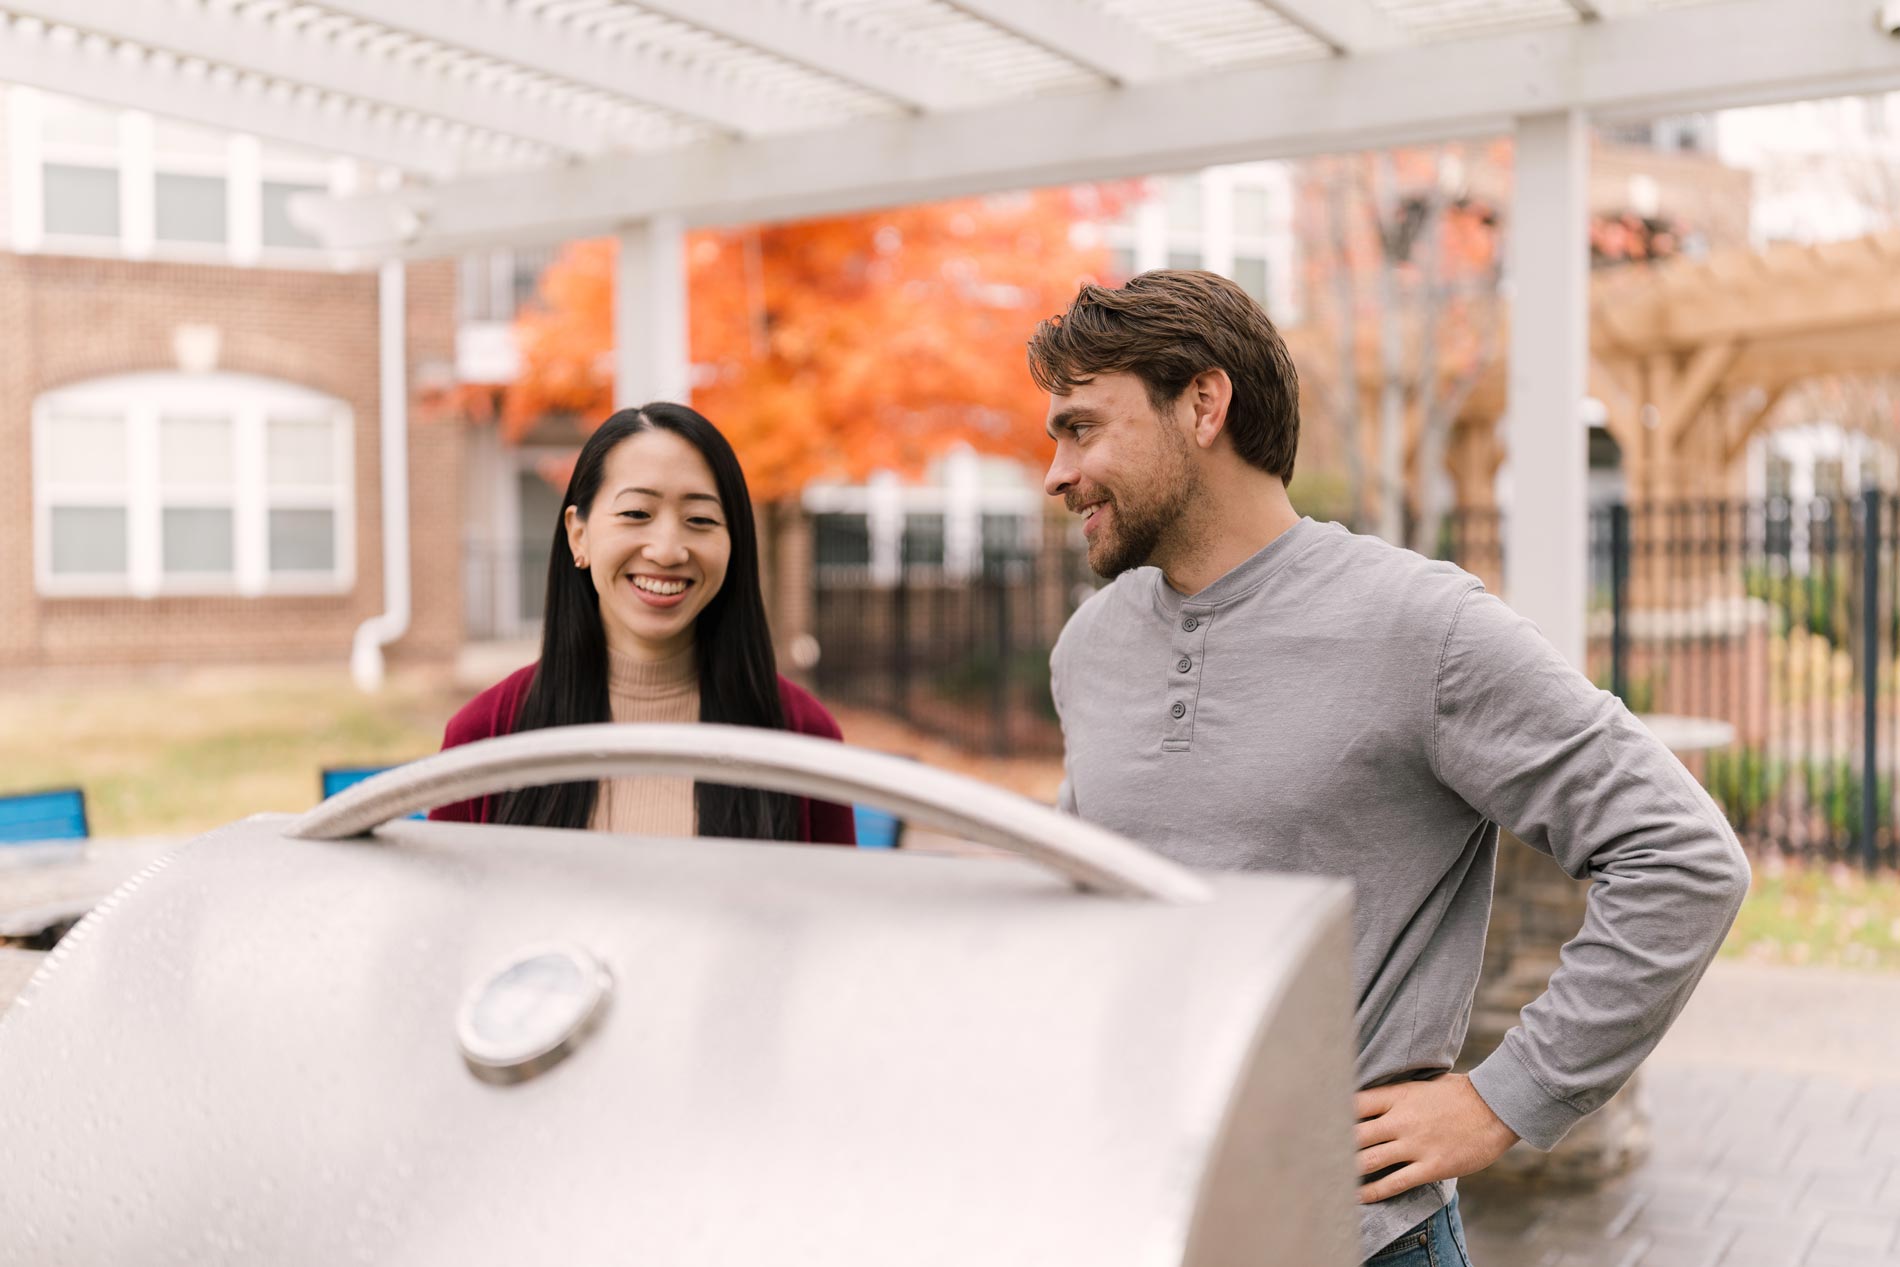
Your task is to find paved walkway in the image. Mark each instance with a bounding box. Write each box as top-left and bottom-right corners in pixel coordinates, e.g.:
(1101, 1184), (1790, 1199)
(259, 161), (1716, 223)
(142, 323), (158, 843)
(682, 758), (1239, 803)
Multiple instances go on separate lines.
(1462, 961), (1900, 1267)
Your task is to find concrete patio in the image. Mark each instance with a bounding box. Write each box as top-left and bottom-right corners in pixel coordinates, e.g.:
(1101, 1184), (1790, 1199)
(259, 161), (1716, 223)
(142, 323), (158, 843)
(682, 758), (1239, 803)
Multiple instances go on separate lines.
(1463, 961), (1900, 1266)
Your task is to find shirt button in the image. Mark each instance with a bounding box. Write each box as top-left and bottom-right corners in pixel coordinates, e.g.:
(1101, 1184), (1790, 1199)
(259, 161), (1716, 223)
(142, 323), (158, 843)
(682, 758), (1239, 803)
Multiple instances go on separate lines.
(1170, 701), (1186, 719)
(1182, 616), (1199, 631)
(1176, 657), (1192, 673)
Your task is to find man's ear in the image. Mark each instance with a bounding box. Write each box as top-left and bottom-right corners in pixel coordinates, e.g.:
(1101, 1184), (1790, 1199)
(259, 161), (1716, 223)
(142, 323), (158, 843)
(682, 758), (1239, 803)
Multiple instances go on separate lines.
(1186, 368), (1234, 451)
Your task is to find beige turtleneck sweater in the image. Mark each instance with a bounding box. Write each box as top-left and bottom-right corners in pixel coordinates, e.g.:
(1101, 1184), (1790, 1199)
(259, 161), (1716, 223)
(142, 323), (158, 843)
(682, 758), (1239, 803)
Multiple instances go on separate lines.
(589, 644), (700, 837)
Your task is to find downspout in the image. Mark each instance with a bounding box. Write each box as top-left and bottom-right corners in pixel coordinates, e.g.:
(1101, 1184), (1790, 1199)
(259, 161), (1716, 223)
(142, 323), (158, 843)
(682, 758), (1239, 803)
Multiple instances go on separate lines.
(351, 259), (410, 691)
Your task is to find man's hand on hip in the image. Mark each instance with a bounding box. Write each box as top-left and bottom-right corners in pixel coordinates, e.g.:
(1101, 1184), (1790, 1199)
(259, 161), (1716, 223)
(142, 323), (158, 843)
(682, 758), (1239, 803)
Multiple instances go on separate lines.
(1353, 1072), (1519, 1204)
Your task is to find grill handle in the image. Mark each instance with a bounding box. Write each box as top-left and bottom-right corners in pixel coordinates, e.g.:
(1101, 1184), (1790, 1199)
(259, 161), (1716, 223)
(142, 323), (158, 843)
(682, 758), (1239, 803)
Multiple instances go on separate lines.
(286, 724), (1209, 903)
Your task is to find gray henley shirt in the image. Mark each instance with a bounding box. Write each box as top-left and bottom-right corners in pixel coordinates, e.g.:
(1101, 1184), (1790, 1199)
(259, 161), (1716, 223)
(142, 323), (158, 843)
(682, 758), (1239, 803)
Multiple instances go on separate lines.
(1050, 516), (1750, 1258)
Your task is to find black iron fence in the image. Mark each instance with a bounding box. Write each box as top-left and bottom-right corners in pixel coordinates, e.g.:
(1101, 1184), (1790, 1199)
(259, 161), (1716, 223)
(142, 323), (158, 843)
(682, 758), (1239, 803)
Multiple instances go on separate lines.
(809, 530), (1096, 757)
(753, 499), (1900, 872)
(1447, 495), (1900, 873)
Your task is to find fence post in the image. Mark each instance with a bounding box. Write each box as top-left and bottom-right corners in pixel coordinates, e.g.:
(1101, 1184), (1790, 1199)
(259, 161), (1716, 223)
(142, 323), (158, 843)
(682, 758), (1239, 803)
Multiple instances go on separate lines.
(1610, 503), (1630, 704)
(891, 555), (911, 722)
(990, 560), (1011, 756)
(1864, 488), (1882, 871)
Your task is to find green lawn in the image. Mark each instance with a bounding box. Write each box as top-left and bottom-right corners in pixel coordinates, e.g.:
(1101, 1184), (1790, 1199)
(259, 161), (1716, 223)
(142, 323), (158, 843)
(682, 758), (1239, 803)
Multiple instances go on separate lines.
(1722, 858), (1900, 973)
(0, 668), (467, 838)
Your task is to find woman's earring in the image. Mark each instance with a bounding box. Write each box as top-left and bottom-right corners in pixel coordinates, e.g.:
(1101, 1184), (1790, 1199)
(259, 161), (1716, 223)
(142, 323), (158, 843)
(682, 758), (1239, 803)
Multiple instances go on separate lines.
(575, 556), (588, 569)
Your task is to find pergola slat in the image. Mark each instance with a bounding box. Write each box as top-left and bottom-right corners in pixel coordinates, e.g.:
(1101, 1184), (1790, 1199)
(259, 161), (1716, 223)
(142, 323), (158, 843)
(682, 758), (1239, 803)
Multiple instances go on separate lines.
(0, 12), (475, 174)
(11, 0), (631, 164)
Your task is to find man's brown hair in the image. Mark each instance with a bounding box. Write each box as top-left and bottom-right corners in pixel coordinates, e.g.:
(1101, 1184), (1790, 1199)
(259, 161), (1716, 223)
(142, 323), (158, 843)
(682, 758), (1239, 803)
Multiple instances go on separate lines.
(1026, 269), (1299, 480)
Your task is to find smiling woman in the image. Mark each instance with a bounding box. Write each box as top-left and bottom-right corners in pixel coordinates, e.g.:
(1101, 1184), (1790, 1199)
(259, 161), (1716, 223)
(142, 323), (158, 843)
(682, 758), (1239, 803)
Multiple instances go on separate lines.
(430, 403), (856, 845)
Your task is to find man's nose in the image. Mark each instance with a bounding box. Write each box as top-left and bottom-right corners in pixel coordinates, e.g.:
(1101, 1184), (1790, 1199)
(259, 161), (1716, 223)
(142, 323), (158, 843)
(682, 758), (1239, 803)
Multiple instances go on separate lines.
(1045, 448), (1077, 499)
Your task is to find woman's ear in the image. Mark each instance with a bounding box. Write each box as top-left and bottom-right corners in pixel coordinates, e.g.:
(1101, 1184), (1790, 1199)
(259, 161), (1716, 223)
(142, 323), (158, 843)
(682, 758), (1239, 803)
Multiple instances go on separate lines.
(564, 505), (587, 567)
(1188, 368), (1234, 451)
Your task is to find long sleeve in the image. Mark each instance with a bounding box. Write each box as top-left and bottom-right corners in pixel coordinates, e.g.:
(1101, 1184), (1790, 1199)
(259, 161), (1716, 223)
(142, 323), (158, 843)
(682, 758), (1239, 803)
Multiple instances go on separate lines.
(1432, 587), (1750, 1148)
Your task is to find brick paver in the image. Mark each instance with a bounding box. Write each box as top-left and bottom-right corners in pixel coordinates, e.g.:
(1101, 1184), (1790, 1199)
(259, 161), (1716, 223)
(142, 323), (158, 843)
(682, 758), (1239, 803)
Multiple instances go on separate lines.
(1464, 961), (1900, 1266)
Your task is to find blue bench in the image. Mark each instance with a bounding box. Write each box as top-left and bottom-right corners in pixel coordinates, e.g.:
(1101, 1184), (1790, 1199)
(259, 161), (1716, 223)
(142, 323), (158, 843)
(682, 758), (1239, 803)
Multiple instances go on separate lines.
(0, 787), (90, 845)
(320, 766), (426, 820)
(853, 805), (905, 850)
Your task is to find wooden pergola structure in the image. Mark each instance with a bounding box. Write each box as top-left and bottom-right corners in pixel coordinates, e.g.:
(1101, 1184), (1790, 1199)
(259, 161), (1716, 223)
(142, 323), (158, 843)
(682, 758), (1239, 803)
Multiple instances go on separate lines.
(1440, 228), (1900, 517)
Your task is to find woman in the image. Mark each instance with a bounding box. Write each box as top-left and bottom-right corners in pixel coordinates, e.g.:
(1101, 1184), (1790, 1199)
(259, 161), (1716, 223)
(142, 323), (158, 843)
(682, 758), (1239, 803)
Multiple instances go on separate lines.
(432, 403), (855, 845)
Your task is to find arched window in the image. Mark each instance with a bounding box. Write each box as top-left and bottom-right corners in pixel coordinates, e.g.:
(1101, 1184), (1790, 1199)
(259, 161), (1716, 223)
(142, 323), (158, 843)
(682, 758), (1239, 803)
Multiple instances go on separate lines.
(34, 372), (353, 598)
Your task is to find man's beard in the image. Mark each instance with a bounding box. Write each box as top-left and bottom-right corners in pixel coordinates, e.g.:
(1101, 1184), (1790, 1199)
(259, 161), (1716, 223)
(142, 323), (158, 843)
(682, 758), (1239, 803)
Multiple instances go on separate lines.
(1084, 436), (1197, 579)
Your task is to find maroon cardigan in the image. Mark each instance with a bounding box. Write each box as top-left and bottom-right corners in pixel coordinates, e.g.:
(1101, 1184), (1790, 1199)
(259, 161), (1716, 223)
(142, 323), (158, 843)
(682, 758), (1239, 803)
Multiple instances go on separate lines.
(428, 664), (857, 846)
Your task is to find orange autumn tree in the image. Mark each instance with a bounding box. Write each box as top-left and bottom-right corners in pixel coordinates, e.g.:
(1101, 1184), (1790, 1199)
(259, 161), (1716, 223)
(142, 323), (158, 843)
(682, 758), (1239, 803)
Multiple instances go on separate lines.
(493, 186), (1129, 502)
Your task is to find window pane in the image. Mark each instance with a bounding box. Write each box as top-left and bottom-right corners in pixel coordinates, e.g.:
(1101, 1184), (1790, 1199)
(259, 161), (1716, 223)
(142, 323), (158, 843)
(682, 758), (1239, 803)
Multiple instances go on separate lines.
(1816, 458), (1844, 500)
(267, 418), (337, 487)
(512, 245), (557, 314)
(270, 508), (336, 572)
(162, 507), (234, 574)
(1234, 187), (1272, 237)
(1165, 179), (1202, 231)
(981, 512), (1029, 564)
(902, 513), (945, 566)
(50, 506), (128, 575)
(160, 416), (234, 488)
(45, 414), (127, 485)
(1166, 250), (1201, 272)
(43, 164), (121, 238)
(813, 514), (871, 568)
(1767, 454), (1794, 499)
(1233, 256), (1270, 307)
(155, 172), (228, 244)
(261, 181), (323, 249)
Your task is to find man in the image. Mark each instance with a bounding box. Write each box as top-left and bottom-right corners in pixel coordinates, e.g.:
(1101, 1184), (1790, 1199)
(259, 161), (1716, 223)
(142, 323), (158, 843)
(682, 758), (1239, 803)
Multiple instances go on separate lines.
(1031, 270), (1748, 1264)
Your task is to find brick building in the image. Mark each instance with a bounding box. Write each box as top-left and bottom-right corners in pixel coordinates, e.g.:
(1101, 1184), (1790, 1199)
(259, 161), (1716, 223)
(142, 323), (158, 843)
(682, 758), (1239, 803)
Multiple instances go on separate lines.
(0, 88), (465, 674)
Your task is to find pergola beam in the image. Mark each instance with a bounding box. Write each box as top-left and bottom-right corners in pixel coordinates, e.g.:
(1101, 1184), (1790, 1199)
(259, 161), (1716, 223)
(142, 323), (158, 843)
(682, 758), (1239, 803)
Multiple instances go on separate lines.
(1255, 0), (1409, 55)
(941, 0), (1197, 85)
(0, 15), (462, 175)
(295, 0), (1900, 255)
(314, 0), (828, 137)
(10, 0), (607, 163)
(625, 0), (999, 113)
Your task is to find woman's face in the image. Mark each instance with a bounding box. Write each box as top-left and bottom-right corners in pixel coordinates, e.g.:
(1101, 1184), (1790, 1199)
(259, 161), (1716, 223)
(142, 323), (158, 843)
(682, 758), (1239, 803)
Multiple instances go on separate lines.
(565, 429), (732, 660)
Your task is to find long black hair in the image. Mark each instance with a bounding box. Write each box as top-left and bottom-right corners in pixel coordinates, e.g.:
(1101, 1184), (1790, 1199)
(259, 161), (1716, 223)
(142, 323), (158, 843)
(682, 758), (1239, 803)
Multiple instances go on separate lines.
(494, 403), (797, 840)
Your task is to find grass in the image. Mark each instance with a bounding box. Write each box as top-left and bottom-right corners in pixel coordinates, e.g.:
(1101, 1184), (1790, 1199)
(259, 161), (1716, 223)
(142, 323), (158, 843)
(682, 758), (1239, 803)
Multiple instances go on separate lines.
(0, 667), (468, 838)
(1722, 855), (1900, 973)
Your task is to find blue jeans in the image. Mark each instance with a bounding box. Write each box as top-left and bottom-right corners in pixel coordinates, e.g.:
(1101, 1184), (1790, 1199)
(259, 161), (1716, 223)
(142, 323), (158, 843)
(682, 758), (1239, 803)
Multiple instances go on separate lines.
(1364, 1193), (1473, 1267)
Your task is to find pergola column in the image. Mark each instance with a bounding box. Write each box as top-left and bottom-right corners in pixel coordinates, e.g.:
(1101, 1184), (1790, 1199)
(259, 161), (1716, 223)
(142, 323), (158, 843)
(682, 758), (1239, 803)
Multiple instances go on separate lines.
(1469, 110), (1655, 1196)
(613, 215), (690, 409)
(1505, 110), (1590, 669)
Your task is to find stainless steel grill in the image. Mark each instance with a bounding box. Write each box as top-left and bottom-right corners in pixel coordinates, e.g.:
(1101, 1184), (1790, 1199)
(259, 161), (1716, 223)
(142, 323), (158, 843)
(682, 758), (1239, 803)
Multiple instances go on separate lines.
(0, 725), (1356, 1265)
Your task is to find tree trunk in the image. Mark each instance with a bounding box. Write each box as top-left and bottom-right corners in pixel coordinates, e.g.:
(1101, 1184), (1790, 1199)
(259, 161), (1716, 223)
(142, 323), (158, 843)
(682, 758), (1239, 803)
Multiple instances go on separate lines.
(1323, 158), (1367, 527)
(1371, 152), (1407, 544)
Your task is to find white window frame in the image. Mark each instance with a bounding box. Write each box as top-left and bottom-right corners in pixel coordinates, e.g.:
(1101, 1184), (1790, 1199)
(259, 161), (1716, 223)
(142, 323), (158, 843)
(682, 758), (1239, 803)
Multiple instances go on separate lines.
(6, 86), (341, 267)
(34, 372), (355, 599)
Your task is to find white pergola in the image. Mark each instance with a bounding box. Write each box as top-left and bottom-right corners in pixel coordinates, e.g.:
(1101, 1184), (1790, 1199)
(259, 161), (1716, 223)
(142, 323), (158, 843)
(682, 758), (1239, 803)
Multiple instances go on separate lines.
(8, 0), (1900, 668)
